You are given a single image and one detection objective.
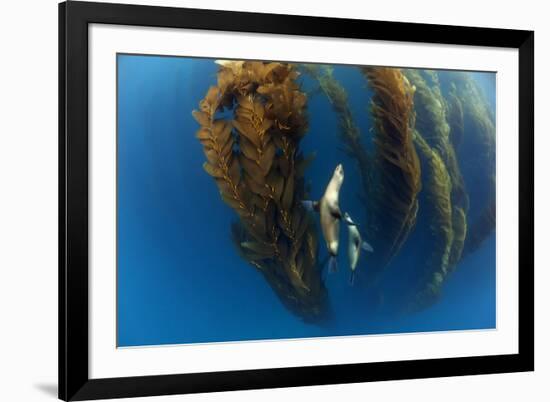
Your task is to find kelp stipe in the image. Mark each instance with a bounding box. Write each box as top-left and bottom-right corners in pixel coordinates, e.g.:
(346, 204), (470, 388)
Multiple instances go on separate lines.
(193, 60), (328, 321)
(362, 67), (422, 274)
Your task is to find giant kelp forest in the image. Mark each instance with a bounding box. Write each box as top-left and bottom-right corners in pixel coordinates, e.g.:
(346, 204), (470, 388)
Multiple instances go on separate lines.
(193, 60), (496, 321)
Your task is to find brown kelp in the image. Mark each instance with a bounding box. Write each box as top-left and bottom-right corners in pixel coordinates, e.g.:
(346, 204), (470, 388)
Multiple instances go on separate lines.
(375, 70), (467, 309)
(401, 70), (473, 307)
(192, 60), (327, 321)
(405, 70), (451, 154)
(362, 67), (422, 272)
(463, 176), (495, 256)
(450, 74), (496, 256)
(404, 69), (469, 212)
(446, 84), (465, 150)
(411, 131), (454, 308)
(300, 64), (372, 211)
(449, 206), (468, 268)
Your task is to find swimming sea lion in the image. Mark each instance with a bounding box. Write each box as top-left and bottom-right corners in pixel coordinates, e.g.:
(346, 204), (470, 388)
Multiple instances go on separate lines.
(303, 164), (353, 273)
(344, 212), (373, 285)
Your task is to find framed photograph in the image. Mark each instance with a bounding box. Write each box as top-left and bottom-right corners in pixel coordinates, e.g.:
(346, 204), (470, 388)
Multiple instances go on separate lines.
(59, 1), (534, 400)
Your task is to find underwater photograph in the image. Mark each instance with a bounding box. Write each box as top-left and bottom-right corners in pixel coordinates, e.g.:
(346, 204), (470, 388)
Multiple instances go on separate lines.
(116, 55), (496, 347)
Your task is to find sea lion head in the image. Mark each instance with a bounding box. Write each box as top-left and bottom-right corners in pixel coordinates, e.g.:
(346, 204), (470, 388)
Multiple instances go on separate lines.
(333, 163), (344, 184)
(325, 163), (345, 198)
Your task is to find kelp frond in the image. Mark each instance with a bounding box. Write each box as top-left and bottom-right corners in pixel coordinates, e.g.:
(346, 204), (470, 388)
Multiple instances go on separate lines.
(193, 60), (327, 321)
(362, 67), (422, 272)
(448, 206), (467, 268)
(404, 70), (450, 155)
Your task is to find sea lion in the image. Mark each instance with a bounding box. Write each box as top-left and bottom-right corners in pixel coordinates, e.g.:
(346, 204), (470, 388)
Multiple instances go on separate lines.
(344, 212), (373, 285)
(303, 164), (353, 273)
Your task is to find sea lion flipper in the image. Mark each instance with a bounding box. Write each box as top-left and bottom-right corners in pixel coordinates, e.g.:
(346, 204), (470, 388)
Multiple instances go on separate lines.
(329, 205), (343, 220)
(302, 200), (320, 213)
(362, 241), (374, 252)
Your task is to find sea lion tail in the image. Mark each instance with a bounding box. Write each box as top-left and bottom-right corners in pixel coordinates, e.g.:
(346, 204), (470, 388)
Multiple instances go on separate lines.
(349, 270), (355, 286)
(343, 212), (358, 226)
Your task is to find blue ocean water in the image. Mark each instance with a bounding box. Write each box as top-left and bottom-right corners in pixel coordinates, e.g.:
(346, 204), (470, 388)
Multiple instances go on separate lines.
(117, 54), (496, 347)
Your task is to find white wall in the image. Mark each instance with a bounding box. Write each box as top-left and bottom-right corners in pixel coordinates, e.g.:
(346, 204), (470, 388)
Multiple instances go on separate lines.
(0, 0), (546, 401)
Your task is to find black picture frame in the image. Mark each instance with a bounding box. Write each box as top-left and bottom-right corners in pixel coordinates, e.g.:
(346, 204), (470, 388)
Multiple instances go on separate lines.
(59, 1), (534, 400)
